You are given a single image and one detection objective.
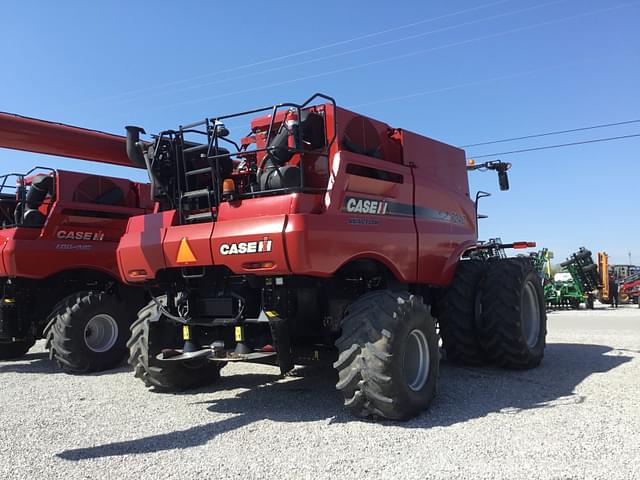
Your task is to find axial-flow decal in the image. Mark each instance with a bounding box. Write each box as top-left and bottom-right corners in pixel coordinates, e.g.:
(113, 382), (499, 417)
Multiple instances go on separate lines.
(343, 196), (465, 225)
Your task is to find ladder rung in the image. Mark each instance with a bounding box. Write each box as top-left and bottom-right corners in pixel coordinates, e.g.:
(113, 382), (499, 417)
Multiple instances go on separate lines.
(186, 166), (213, 176)
(185, 211), (214, 222)
(183, 144), (208, 154)
(181, 188), (211, 199)
(181, 119), (208, 130)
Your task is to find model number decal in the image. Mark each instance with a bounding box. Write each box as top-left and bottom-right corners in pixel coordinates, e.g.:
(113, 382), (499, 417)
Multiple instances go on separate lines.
(55, 243), (92, 251)
(219, 238), (273, 255)
(56, 230), (105, 241)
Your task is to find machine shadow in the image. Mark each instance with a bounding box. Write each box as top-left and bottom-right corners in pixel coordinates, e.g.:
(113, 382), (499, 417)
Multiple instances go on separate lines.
(0, 352), (129, 376)
(0, 351), (59, 374)
(56, 342), (632, 461)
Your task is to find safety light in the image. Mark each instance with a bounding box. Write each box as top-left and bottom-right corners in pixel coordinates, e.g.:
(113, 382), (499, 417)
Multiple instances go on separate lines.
(242, 261), (275, 270)
(512, 242), (537, 249)
(467, 159), (475, 167)
(214, 120), (230, 138)
(128, 269), (148, 278)
(222, 178), (237, 201)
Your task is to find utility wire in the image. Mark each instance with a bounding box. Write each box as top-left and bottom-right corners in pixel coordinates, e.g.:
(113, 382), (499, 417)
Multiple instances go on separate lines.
(462, 119), (640, 147)
(155, 1), (639, 111)
(109, 0), (567, 106)
(348, 54), (609, 109)
(468, 133), (640, 158)
(77, 0), (514, 106)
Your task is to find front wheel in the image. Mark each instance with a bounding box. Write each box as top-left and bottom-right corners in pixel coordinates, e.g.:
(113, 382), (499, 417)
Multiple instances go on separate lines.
(46, 291), (132, 373)
(127, 297), (222, 391)
(0, 338), (35, 360)
(334, 290), (439, 420)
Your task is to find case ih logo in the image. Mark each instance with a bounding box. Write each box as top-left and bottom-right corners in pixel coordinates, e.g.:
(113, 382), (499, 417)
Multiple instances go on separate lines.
(344, 197), (389, 215)
(56, 230), (105, 241)
(219, 237), (273, 256)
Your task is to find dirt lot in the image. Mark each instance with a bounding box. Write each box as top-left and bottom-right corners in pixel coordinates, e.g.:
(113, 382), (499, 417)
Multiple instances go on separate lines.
(1, 304), (638, 479)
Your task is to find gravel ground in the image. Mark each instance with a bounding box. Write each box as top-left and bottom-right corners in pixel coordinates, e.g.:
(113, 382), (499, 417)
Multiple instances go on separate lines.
(1, 304), (639, 480)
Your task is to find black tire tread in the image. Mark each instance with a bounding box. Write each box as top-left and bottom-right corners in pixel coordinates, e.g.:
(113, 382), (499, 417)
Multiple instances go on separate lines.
(127, 299), (221, 391)
(0, 339), (35, 360)
(47, 291), (128, 373)
(480, 258), (547, 369)
(334, 290), (438, 420)
(435, 260), (486, 365)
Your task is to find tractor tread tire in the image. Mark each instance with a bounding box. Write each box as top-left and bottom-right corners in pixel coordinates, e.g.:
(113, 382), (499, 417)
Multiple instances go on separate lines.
(0, 338), (35, 360)
(46, 291), (130, 373)
(334, 290), (439, 420)
(127, 299), (221, 391)
(435, 260), (487, 366)
(480, 258), (547, 369)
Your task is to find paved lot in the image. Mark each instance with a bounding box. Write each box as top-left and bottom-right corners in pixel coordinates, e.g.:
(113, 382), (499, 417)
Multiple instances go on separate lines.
(1, 304), (638, 479)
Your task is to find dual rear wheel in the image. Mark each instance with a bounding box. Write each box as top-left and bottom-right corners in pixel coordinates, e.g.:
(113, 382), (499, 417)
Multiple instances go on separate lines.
(436, 257), (547, 368)
(333, 257), (547, 420)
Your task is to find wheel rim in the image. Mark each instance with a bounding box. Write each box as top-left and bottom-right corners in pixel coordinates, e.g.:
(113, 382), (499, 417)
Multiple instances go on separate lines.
(521, 281), (541, 349)
(84, 314), (118, 353)
(403, 329), (430, 392)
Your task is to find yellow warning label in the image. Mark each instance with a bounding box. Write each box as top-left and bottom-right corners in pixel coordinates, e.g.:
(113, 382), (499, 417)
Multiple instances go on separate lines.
(176, 237), (197, 263)
(265, 310), (278, 318)
(182, 325), (190, 340)
(235, 326), (243, 342)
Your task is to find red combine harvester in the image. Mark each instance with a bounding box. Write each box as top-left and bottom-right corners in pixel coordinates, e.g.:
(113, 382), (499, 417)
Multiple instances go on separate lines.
(620, 273), (640, 306)
(0, 113), (152, 371)
(121, 94), (545, 420)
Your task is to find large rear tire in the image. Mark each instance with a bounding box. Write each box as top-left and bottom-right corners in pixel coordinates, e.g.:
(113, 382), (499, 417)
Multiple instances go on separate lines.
(435, 260), (487, 365)
(480, 258), (547, 369)
(127, 297), (221, 391)
(0, 338), (35, 360)
(46, 291), (132, 373)
(334, 290), (439, 420)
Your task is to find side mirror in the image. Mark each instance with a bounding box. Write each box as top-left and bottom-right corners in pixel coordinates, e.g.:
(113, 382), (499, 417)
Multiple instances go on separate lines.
(498, 169), (509, 191)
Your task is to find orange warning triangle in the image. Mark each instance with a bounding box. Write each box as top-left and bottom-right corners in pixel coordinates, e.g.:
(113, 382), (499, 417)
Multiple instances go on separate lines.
(176, 238), (197, 263)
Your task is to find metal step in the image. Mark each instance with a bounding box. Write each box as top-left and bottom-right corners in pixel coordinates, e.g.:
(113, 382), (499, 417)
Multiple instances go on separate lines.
(185, 166), (213, 177)
(155, 349), (276, 363)
(181, 188), (211, 199)
(184, 211), (214, 222)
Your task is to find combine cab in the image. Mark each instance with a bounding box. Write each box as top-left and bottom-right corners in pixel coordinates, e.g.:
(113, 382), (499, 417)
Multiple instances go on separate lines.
(0, 113), (151, 371)
(120, 94), (546, 420)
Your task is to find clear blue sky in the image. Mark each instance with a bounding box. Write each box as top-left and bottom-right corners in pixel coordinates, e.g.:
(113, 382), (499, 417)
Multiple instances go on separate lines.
(1, 0), (638, 263)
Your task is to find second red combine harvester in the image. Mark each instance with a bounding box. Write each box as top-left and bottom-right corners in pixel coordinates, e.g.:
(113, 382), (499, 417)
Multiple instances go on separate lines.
(121, 94), (546, 420)
(0, 113), (151, 371)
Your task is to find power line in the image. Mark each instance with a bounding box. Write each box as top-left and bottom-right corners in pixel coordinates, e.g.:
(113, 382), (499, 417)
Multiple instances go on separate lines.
(155, 1), (639, 111)
(76, 0), (514, 106)
(108, 0), (566, 106)
(462, 119), (640, 147)
(348, 55), (605, 109)
(468, 133), (640, 158)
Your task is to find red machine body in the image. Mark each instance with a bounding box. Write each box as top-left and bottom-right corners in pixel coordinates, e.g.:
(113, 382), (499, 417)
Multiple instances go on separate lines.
(620, 273), (640, 302)
(118, 104), (476, 286)
(0, 170), (151, 280)
(119, 95), (547, 422)
(0, 112), (151, 366)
